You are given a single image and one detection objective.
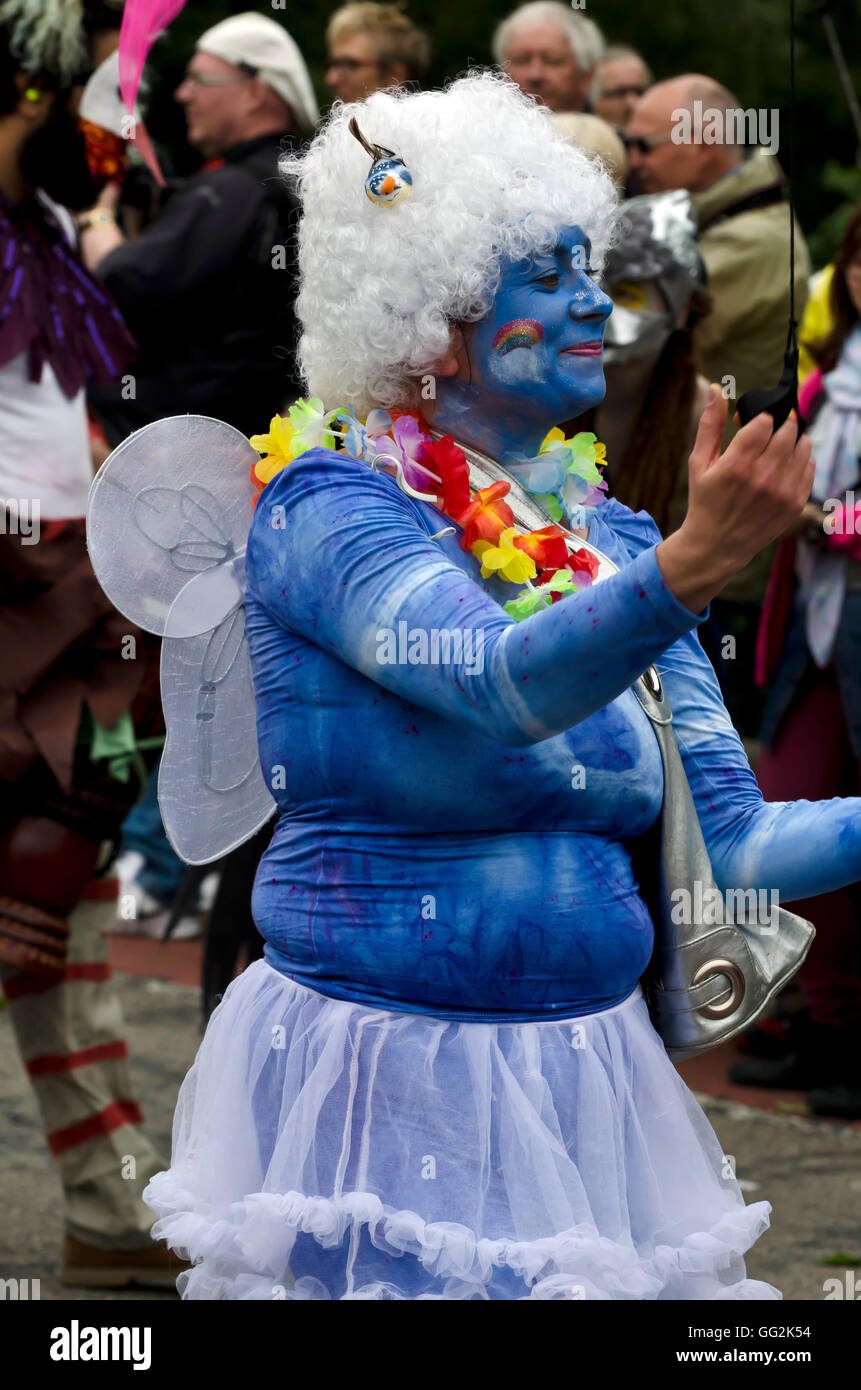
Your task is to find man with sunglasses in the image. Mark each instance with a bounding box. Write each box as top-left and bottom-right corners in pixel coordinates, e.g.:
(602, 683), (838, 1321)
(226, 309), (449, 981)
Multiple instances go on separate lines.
(624, 73), (811, 739)
(590, 45), (652, 129)
(325, 3), (430, 106)
(77, 14), (318, 1003)
(79, 11), (318, 443)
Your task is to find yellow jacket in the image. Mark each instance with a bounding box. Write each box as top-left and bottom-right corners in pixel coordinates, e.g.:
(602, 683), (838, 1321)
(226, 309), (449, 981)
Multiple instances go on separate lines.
(798, 263), (835, 383)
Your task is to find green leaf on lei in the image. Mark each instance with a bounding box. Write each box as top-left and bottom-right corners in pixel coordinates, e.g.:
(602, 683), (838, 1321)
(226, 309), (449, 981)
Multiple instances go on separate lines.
(535, 491), (563, 521)
(565, 432), (605, 487)
(504, 572), (580, 621)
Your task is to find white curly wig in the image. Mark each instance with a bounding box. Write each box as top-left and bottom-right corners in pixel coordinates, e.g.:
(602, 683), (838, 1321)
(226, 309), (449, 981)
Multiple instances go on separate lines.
(281, 71), (619, 415)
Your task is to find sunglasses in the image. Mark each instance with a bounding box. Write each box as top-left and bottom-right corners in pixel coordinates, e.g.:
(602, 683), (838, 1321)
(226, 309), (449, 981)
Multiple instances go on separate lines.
(623, 132), (674, 155)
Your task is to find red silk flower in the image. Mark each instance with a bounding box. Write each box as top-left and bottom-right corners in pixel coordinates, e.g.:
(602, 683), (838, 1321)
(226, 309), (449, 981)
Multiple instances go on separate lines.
(540, 546), (601, 586)
(418, 435), (471, 519)
(458, 481), (515, 551)
(512, 525), (569, 572)
(568, 547), (600, 581)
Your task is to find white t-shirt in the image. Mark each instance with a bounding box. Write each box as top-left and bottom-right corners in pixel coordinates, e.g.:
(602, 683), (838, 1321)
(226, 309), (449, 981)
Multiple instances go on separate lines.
(0, 351), (93, 520)
(0, 193), (93, 521)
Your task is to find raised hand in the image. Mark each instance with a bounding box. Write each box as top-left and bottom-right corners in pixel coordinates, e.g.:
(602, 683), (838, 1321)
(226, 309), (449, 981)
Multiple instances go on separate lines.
(656, 385), (815, 614)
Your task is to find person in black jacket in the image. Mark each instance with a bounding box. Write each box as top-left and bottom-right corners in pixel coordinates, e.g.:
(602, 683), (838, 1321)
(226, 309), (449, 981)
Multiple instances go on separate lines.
(79, 12), (318, 442)
(77, 14), (317, 1009)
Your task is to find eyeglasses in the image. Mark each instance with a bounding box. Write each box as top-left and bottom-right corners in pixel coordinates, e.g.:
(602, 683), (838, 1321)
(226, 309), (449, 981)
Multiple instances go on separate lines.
(179, 69), (257, 89)
(622, 132), (674, 155)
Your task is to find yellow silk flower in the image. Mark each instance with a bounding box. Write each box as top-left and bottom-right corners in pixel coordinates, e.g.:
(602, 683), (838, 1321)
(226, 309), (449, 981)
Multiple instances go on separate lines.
(540, 426), (566, 452)
(541, 426), (607, 467)
(472, 528), (537, 583)
(249, 414), (302, 484)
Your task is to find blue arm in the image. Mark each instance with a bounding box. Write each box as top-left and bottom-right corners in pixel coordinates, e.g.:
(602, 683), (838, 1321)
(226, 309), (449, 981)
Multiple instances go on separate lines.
(245, 448), (706, 749)
(606, 503), (861, 902)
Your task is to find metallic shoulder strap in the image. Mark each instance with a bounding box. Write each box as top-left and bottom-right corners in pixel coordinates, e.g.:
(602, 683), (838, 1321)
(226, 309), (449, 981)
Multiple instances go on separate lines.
(433, 430), (668, 720)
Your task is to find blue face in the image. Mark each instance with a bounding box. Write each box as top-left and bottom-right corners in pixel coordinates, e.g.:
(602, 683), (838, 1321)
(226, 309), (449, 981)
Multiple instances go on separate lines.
(432, 223), (613, 462)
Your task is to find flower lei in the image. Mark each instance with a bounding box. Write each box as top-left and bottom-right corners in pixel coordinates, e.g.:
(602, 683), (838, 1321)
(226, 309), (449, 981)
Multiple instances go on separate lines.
(250, 398), (608, 621)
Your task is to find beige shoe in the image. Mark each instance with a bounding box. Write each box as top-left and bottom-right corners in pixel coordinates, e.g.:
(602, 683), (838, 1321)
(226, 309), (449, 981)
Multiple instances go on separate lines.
(61, 1233), (189, 1290)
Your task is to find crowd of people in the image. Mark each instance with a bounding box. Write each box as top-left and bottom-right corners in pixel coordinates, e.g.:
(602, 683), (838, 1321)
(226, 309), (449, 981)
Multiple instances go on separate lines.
(0, 0), (859, 1297)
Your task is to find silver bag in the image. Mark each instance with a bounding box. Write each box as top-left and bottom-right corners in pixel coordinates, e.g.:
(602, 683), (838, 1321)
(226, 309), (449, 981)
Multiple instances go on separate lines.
(444, 437), (815, 1059)
(630, 670), (814, 1059)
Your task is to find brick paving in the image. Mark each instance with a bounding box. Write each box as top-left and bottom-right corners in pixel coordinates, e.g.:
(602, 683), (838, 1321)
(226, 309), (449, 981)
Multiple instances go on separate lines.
(1, 930), (858, 1301)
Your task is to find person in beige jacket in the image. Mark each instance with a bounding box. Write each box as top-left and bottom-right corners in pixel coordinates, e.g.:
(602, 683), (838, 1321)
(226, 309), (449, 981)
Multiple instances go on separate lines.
(625, 74), (810, 736)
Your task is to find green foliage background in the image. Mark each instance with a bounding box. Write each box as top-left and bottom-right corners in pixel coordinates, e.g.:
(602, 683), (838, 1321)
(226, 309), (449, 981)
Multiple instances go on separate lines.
(144, 0), (861, 267)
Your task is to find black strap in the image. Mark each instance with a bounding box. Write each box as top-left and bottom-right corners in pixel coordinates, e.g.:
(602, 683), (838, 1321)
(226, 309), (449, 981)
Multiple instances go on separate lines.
(733, 0), (803, 430)
(697, 182), (789, 235)
(788, 0), (798, 357)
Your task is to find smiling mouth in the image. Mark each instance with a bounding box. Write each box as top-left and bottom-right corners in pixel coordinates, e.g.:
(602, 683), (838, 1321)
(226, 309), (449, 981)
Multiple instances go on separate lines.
(561, 343), (603, 357)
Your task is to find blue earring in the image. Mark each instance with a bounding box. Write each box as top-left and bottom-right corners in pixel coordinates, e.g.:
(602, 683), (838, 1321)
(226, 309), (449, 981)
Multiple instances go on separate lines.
(349, 118), (413, 207)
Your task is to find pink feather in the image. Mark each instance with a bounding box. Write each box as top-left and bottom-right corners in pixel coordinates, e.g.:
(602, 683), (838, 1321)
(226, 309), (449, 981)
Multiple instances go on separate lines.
(118, 0), (187, 184)
(118, 0), (187, 113)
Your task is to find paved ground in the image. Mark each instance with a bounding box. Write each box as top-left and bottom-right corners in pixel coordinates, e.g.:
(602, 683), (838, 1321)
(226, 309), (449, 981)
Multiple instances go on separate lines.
(1, 942), (859, 1302)
(0, 971), (198, 1302)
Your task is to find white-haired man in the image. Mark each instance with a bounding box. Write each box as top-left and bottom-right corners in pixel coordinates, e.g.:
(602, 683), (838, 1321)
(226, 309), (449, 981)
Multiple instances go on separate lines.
(492, 1), (605, 113)
(78, 11), (318, 442)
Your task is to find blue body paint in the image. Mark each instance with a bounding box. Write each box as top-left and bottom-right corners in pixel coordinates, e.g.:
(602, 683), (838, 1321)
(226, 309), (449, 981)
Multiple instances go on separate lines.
(428, 223), (612, 464)
(243, 232), (861, 1021)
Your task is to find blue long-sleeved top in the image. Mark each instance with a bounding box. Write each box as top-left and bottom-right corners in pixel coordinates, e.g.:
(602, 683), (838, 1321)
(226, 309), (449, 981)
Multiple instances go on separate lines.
(244, 447), (861, 1020)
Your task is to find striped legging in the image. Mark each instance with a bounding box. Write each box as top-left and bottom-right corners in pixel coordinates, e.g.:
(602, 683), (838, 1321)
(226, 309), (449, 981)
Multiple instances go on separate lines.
(0, 871), (163, 1249)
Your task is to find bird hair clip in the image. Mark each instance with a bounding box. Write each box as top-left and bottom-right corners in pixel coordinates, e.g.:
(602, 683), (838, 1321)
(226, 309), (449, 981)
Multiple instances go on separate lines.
(349, 117), (413, 207)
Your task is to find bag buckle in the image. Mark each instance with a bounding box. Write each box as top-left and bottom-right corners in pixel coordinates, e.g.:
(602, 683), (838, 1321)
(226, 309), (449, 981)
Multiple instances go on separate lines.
(692, 959), (746, 1018)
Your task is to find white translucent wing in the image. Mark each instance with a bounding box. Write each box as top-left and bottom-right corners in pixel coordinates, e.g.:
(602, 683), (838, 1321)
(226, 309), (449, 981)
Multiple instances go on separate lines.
(87, 415), (258, 634)
(87, 415), (274, 863)
(159, 620), (274, 865)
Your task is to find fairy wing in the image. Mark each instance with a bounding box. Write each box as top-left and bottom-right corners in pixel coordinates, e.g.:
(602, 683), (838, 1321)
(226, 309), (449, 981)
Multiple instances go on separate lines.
(87, 415), (275, 863)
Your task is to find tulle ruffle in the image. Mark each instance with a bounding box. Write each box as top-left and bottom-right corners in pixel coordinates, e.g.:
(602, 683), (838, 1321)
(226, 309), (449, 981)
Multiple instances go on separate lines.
(145, 961), (780, 1300)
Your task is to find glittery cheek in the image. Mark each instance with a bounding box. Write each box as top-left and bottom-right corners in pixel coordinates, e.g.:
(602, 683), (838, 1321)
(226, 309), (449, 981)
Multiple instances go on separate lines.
(491, 318), (545, 355)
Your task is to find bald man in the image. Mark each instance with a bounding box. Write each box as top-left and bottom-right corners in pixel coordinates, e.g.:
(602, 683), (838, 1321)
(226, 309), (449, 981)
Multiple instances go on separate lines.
(626, 75), (810, 736)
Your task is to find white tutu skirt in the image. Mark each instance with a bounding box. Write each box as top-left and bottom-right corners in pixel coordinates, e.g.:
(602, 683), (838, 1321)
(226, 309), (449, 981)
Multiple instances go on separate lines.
(145, 960), (780, 1300)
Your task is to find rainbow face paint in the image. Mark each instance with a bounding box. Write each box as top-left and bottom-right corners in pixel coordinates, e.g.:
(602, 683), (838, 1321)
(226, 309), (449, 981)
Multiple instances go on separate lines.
(430, 222), (612, 463)
(492, 319), (545, 355)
